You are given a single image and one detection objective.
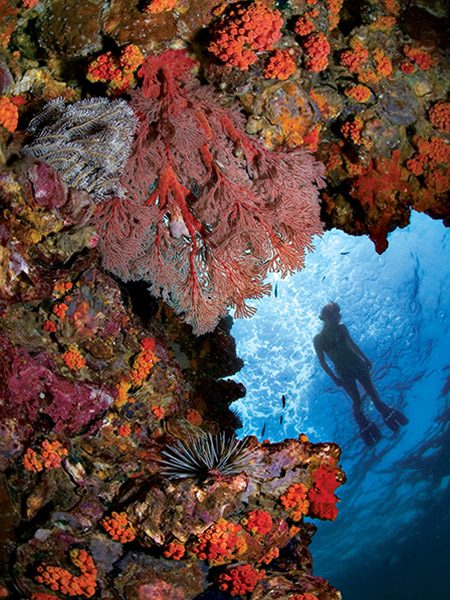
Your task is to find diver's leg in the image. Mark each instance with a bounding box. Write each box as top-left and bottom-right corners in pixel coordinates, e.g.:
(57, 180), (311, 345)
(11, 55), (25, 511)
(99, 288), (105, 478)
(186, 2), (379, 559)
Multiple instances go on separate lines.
(358, 370), (408, 431)
(341, 379), (381, 446)
(358, 369), (385, 408)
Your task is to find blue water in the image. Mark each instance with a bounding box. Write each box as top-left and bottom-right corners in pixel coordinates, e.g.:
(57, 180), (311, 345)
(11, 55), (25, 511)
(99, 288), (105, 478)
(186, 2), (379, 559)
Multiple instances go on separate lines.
(231, 212), (450, 599)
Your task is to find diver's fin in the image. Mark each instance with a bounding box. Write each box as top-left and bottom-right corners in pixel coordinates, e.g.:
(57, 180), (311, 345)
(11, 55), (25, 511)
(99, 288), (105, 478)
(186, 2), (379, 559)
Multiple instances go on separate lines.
(383, 408), (409, 432)
(359, 421), (382, 447)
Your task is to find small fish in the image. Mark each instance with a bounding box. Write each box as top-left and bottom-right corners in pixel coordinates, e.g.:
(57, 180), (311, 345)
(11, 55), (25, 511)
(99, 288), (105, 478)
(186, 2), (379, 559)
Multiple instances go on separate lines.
(340, 251), (350, 255)
(261, 422), (267, 438)
(281, 394), (286, 409)
(274, 282), (278, 298)
(279, 415), (283, 425)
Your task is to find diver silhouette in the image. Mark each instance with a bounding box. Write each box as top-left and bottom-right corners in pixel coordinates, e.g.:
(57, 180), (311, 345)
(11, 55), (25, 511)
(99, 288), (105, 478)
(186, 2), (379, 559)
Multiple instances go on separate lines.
(313, 302), (408, 446)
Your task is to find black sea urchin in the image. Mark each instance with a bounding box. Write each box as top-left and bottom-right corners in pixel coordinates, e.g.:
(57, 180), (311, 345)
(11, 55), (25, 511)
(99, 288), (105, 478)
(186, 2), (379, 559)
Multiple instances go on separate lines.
(159, 432), (257, 481)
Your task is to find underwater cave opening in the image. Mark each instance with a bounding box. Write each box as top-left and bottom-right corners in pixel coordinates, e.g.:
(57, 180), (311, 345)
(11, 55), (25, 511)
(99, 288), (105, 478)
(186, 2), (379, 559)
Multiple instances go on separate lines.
(231, 211), (450, 600)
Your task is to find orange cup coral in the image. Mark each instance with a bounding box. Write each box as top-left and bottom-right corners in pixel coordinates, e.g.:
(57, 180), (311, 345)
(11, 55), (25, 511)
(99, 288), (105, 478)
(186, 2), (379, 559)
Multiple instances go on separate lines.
(208, 2), (284, 70)
(23, 440), (68, 473)
(280, 482), (309, 520)
(62, 346), (86, 371)
(101, 511), (136, 543)
(35, 549), (97, 598)
(0, 96), (19, 132)
(218, 564), (265, 596)
(163, 541), (186, 560)
(302, 33), (330, 72)
(264, 50), (297, 80)
(191, 518), (248, 565)
(144, 0), (178, 13)
(429, 101), (450, 134)
(242, 509), (273, 535)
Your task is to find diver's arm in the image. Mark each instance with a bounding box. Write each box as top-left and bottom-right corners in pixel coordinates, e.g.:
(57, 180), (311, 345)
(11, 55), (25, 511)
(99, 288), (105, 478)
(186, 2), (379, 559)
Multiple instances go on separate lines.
(313, 336), (343, 386)
(342, 326), (372, 368)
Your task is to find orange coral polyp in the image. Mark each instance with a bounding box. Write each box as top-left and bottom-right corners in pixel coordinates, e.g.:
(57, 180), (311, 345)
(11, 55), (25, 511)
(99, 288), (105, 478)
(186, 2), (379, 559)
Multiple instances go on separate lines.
(384, 0), (400, 14)
(243, 509), (273, 535)
(52, 281), (73, 297)
(23, 447), (44, 472)
(403, 45), (434, 70)
(119, 45), (144, 71)
(117, 423), (132, 437)
(209, 2), (284, 70)
(53, 302), (69, 319)
(280, 482), (309, 520)
(62, 346), (86, 370)
(43, 319), (57, 333)
(264, 50), (296, 80)
(326, 0), (343, 29)
(87, 52), (117, 83)
(294, 16), (315, 37)
(218, 564), (265, 596)
(87, 45), (144, 93)
(341, 115), (364, 144)
(130, 337), (158, 386)
(0, 96), (19, 132)
(345, 84), (371, 103)
(429, 101), (450, 134)
(303, 33), (330, 72)
(340, 41), (369, 72)
(409, 137), (450, 171)
(163, 541), (186, 560)
(144, 0), (178, 14)
(370, 15), (396, 30)
(40, 439), (68, 468)
(192, 518), (247, 565)
(24, 440), (68, 472)
(101, 511), (136, 543)
(373, 48), (392, 77)
(35, 549), (97, 598)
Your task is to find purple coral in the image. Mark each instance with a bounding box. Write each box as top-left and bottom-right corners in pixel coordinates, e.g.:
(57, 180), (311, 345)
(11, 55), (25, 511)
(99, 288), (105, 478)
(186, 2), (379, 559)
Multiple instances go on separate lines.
(0, 336), (113, 460)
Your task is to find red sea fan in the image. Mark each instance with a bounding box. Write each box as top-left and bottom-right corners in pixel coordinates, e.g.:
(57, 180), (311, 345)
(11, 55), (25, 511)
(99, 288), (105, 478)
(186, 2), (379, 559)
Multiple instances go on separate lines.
(96, 50), (325, 334)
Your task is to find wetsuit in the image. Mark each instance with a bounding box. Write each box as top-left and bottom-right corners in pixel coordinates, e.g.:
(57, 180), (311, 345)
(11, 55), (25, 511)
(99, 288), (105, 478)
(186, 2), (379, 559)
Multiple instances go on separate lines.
(319, 324), (371, 385)
(314, 322), (408, 445)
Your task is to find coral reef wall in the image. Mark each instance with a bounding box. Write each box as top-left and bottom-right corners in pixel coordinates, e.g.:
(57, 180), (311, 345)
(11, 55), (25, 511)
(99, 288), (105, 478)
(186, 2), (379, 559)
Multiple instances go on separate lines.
(0, 0), (448, 597)
(0, 154), (344, 597)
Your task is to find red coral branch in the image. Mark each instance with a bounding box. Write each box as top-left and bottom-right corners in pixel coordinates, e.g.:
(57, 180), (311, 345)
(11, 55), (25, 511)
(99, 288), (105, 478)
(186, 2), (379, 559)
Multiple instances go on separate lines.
(96, 50), (325, 333)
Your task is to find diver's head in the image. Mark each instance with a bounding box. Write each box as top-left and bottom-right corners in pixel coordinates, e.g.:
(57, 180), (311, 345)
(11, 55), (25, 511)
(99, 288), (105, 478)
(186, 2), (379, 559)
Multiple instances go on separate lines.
(319, 302), (341, 323)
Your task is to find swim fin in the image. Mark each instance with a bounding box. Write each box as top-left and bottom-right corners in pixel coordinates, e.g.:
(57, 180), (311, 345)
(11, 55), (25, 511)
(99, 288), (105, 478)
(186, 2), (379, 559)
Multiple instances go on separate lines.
(359, 421), (382, 447)
(382, 408), (409, 432)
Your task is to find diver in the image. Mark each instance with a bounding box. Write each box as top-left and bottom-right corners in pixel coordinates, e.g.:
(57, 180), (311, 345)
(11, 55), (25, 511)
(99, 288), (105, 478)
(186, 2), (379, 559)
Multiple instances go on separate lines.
(313, 302), (408, 446)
